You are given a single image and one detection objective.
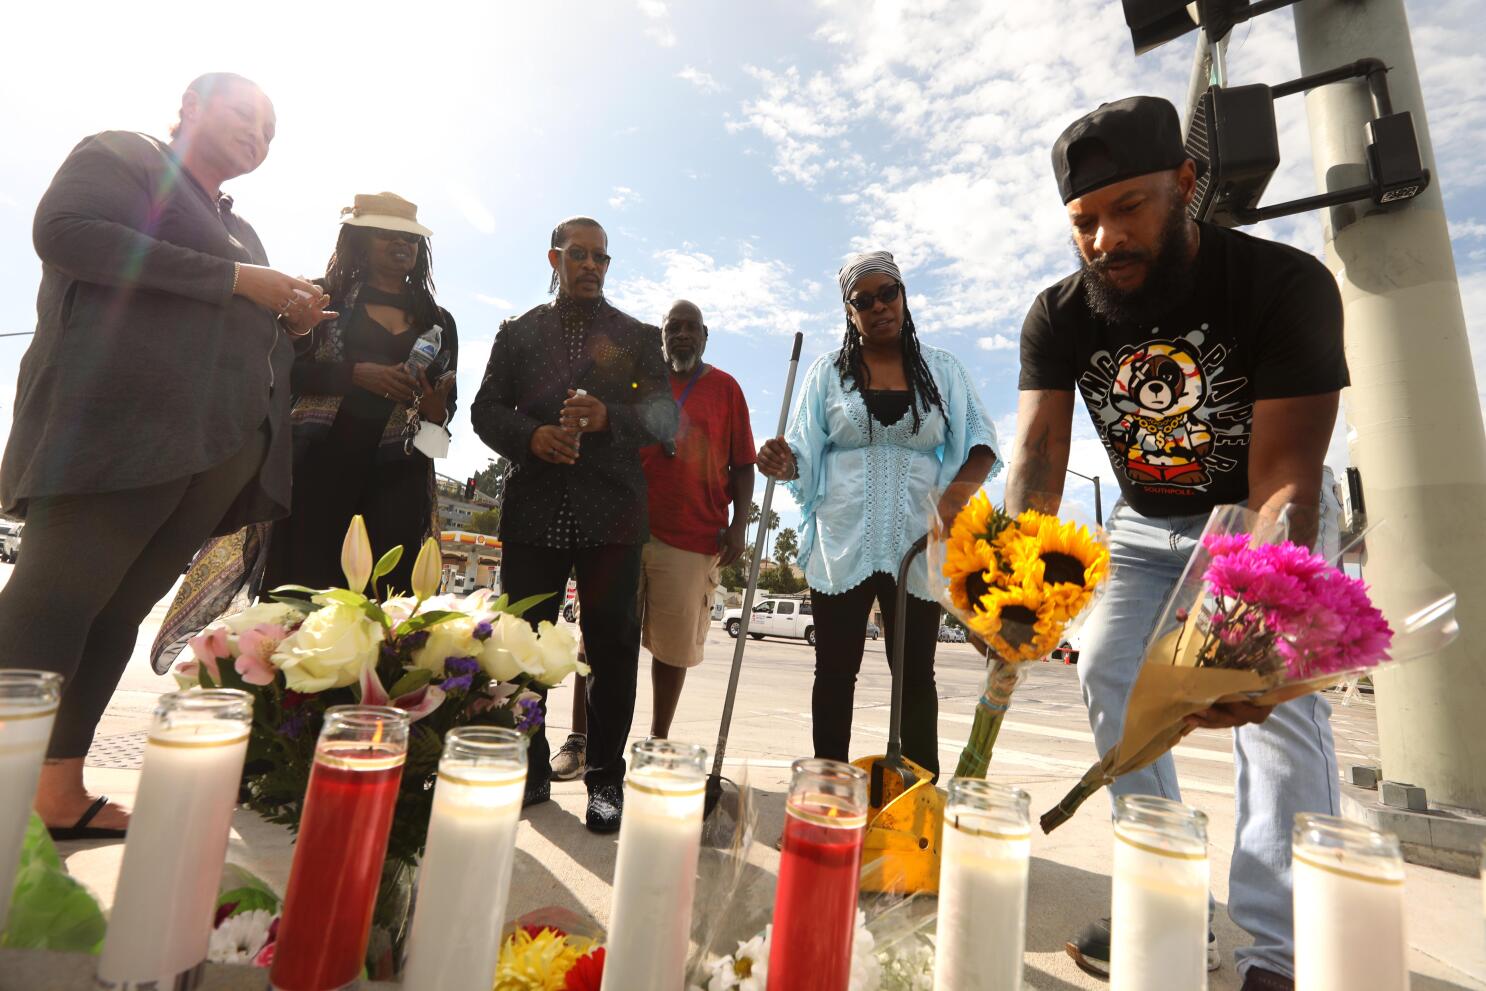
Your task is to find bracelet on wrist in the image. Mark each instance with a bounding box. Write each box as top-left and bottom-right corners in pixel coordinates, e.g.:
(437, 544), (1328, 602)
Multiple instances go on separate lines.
(231, 262), (241, 294)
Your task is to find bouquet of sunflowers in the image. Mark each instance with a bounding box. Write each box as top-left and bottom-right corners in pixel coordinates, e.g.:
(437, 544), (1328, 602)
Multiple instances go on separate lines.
(932, 491), (1109, 778)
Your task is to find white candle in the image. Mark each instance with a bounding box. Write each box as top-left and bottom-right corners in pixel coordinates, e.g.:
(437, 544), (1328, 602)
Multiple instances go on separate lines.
(401, 727), (527, 991)
(600, 740), (709, 991)
(1292, 814), (1408, 991)
(0, 670), (62, 933)
(96, 690), (251, 990)
(934, 780), (1031, 991)
(1110, 796), (1209, 991)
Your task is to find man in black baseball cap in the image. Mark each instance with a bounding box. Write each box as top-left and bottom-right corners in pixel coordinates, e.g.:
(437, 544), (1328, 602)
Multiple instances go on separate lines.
(1005, 95), (1350, 991)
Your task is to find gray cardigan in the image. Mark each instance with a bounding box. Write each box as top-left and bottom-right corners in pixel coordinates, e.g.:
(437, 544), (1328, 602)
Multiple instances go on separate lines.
(0, 131), (293, 532)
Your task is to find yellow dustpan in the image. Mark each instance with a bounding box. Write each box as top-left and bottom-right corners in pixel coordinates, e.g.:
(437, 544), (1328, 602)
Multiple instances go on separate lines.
(852, 536), (946, 895)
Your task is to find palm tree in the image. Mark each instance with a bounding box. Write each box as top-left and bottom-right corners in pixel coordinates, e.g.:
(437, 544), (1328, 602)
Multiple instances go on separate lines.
(774, 527), (798, 570)
(747, 501), (761, 545)
(762, 509), (781, 569)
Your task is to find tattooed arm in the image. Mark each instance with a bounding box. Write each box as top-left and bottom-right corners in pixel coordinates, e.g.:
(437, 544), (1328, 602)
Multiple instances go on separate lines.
(1005, 389), (1075, 516)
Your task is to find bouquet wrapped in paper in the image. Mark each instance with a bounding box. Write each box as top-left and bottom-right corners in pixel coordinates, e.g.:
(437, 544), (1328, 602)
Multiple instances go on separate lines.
(1039, 505), (1458, 833)
(928, 490), (1109, 778)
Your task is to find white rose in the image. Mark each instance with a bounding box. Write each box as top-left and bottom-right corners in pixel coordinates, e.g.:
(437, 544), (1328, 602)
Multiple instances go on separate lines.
(271, 602), (383, 693)
(531, 621), (588, 685)
(221, 602), (302, 636)
(381, 596), (420, 627)
(410, 614), (479, 674)
(478, 613), (544, 682)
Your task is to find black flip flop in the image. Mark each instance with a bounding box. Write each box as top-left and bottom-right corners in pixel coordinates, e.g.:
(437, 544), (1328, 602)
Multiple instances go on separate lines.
(47, 795), (127, 841)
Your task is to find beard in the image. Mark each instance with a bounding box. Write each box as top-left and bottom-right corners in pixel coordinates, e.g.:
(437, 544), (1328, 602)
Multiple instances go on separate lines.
(668, 351), (700, 374)
(1078, 197), (1197, 328)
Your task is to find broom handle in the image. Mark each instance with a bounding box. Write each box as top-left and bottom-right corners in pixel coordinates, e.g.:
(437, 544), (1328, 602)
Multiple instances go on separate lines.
(887, 536), (929, 764)
(711, 332), (805, 780)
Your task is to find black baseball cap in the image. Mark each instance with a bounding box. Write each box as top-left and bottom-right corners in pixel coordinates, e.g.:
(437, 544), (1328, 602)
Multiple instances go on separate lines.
(1052, 95), (1199, 204)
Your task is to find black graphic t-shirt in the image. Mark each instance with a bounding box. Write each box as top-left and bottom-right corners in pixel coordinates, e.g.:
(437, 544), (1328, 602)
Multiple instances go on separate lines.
(1019, 223), (1348, 519)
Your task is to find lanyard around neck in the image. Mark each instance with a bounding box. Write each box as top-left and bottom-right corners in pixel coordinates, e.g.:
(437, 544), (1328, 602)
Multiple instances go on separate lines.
(674, 365), (706, 410)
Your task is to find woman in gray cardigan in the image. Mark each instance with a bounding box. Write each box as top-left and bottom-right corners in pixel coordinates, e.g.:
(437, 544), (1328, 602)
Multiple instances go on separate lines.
(0, 73), (330, 839)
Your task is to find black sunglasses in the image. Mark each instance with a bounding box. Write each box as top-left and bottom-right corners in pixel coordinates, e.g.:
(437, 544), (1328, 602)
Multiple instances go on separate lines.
(847, 282), (903, 311)
(558, 246), (613, 266)
(370, 229), (423, 244)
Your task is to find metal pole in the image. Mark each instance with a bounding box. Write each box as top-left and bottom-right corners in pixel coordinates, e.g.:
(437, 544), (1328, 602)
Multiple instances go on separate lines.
(1294, 0), (1486, 810)
(1093, 476), (1103, 528)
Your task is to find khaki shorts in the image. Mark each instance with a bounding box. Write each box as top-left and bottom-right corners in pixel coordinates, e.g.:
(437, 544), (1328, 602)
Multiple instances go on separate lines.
(639, 538), (720, 668)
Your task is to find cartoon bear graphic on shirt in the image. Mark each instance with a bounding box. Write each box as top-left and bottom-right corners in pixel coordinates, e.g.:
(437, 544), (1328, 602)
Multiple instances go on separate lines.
(1105, 340), (1214, 487)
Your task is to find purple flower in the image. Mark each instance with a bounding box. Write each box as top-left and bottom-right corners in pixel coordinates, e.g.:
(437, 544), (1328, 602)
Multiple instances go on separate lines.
(515, 696), (544, 733)
(473, 620), (494, 642)
(441, 656), (480, 693)
(403, 630), (431, 651)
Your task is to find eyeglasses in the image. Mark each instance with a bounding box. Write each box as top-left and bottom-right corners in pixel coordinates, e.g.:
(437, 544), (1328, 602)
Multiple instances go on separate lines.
(847, 282), (903, 311)
(558, 246), (613, 267)
(371, 229), (423, 244)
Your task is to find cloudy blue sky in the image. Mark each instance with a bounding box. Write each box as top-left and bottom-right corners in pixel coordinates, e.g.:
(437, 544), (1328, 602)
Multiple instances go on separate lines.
(1, 0), (1481, 535)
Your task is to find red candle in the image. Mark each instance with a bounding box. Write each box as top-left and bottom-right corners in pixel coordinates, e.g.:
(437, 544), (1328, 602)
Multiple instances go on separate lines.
(767, 759), (867, 991)
(270, 706), (408, 991)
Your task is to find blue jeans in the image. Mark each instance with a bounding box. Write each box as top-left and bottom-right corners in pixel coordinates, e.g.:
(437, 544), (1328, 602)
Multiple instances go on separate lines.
(1076, 499), (1341, 979)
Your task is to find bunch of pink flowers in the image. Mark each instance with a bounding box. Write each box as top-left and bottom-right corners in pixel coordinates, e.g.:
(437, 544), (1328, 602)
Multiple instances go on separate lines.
(1192, 534), (1394, 681)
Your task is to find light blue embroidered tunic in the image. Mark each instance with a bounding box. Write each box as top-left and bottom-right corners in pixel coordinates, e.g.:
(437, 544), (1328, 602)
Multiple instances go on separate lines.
(784, 345), (1001, 602)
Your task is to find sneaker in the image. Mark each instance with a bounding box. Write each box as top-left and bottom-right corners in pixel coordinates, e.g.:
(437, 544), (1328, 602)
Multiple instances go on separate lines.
(586, 782), (624, 833)
(1065, 917), (1112, 977)
(522, 777), (551, 809)
(551, 733), (587, 781)
(1065, 918), (1220, 978)
(1239, 967), (1293, 991)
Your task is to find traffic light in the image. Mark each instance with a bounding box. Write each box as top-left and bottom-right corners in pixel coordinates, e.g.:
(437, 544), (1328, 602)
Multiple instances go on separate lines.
(464, 477), (476, 500)
(1184, 61), (1428, 226)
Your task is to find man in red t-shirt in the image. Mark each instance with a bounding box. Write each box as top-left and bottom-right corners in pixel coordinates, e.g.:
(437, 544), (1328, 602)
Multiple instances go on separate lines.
(550, 300), (755, 774)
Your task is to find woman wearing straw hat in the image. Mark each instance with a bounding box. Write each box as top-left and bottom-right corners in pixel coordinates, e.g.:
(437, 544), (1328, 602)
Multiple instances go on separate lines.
(153, 193), (457, 651)
(260, 192), (458, 594)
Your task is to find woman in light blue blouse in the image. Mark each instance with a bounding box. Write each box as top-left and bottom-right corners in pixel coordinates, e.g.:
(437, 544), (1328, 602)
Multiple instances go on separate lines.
(757, 251), (1000, 778)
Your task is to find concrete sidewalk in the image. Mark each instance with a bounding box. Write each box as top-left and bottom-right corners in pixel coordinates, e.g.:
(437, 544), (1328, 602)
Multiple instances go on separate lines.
(8, 561), (1482, 990)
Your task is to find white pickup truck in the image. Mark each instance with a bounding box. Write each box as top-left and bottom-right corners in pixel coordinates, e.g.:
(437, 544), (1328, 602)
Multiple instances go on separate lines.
(724, 597), (816, 645)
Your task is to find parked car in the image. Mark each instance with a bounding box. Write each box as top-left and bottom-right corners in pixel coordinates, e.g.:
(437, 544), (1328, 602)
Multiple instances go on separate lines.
(866, 622), (881, 640)
(723, 597), (816, 645)
(937, 625), (966, 643)
(0, 520), (18, 564)
(1050, 641), (1080, 664)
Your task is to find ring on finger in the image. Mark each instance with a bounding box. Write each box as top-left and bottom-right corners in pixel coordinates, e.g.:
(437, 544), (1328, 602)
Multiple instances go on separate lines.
(579, 417), (590, 428)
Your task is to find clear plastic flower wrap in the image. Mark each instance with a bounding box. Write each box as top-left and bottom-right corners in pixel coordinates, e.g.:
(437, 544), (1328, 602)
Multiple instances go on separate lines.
(925, 487), (1110, 778)
(1039, 504), (1458, 832)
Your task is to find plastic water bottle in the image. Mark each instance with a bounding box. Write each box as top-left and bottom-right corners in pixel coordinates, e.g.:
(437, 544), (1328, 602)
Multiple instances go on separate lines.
(406, 325), (443, 377)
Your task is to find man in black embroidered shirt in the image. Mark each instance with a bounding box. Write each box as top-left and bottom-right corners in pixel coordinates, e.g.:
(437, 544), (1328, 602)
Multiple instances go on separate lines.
(1009, 97), (1348, 990)
(471, 216), (675, 832)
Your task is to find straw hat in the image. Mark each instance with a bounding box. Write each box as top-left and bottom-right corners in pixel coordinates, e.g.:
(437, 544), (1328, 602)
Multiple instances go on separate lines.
(339, 192), (433, 237)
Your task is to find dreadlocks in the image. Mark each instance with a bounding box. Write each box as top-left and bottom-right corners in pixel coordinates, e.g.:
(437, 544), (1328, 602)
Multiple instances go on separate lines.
(548, 216), (606, 294)
(322, 225), (440, 331)
(835, 301), (945, 435)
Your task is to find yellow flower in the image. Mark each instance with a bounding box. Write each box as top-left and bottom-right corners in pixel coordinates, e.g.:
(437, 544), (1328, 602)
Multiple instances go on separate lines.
(965, 585), (1064, 662)
(494, 928), (594, 990)
(942, 491), (1008, 612)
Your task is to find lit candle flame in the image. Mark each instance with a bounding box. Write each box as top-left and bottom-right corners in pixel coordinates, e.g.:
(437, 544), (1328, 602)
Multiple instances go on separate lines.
(372, 719), (384, 747)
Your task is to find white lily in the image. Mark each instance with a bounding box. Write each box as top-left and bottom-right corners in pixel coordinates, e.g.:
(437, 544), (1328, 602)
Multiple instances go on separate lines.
(340, 515), (373, 594)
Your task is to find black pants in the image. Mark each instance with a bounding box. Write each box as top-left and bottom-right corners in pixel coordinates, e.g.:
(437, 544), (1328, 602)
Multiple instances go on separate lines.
(263, 413), (428, 596)
(810, 571), (942, 778)
(0, 427), (269, 758)
(500, 542), (643, 789)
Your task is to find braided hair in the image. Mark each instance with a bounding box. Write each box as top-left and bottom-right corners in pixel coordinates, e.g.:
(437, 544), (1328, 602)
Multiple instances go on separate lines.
(322, 225), (440, 330)
(547, 216), (606, 294)
(835, 297), (945, 435)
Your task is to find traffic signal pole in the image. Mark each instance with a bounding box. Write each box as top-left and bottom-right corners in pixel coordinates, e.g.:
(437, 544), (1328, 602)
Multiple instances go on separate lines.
(1293, 0), (1486, 810)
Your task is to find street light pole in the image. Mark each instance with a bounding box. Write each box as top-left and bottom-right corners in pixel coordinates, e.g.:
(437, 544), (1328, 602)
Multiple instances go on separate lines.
(1294, 0), (1486, 811)
(1064, 469), (1104, 527)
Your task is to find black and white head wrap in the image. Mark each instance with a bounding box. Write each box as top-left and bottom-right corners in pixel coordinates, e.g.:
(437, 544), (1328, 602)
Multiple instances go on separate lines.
(837, 250), (904, 301)
(831, 249), (945, 436)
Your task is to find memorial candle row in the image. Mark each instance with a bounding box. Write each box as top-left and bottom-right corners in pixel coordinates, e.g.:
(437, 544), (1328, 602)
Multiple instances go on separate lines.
(0, 674), (1423, 991)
